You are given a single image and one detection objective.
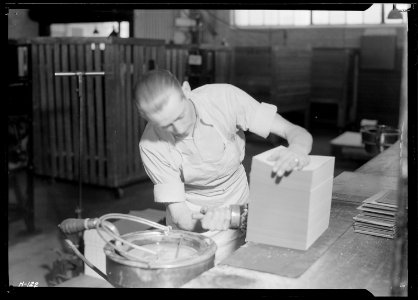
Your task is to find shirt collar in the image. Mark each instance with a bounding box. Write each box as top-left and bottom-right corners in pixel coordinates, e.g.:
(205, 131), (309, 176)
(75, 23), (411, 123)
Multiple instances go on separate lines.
(189, 92), (214, 127)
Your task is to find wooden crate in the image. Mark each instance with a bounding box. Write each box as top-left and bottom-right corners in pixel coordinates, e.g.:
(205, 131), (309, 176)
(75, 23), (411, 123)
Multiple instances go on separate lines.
(232, 46), (312, 128)
(30, 37), (165, 188)
(165, 44), (189, 83)
(246, 146), (335, 250)
(232, 46), (271, 100)
(211, 46), (233, 84)
(271, 46), (312, 117)
(165, 44), (232, 87)
(310, 48), (354, 128)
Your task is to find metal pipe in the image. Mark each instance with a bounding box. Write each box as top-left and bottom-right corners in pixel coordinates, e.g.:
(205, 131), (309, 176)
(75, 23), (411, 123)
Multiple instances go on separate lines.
(54, 71), (105, 76)
(63, 238), (114, 286)
(77, 74), (83, 219)
(54, 71), (105, 219)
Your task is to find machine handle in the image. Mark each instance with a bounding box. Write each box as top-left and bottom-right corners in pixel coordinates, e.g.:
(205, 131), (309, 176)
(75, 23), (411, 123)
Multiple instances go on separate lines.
(58, 218), (99, 235)
(191, 204), (247, 230)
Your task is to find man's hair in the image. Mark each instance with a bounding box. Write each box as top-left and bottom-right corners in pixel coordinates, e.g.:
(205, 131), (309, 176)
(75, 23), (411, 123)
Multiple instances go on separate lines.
(134, 69), (182, 115)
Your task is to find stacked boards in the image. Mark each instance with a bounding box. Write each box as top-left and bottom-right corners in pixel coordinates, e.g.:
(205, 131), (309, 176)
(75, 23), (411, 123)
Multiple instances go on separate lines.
(353, 190), (398, 238)
(246, 146), (335, 250)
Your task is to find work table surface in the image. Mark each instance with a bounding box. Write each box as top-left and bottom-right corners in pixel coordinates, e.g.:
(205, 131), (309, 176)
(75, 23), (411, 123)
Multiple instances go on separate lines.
(57, 142), (401, 293)
(182, 142), (401, 294)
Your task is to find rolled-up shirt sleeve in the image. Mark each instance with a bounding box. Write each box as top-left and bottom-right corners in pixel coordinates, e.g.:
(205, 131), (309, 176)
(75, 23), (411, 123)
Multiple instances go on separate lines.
(226, 84), (277, 139)
(139, 144), (185, 203)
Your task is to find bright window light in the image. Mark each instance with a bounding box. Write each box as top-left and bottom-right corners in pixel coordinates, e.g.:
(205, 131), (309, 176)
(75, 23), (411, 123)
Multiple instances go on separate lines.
(50, 21), (130, 37)
(396, 3), (411, 11)
(248, 10), (264, 26)
(329, 11), (345, 25)
(294, 10), (311, 25)
(232, 5), (408, 27)
(279, 10), (294, 25)
(235, 10), (250, 26)
(346, 11), (363, 24)
(364, 4), (382, 24)
(312, 11), (329, 25)
(397, 3), (410, 23)
(119, 22), (130, 38)
(264, 10), (279, 26)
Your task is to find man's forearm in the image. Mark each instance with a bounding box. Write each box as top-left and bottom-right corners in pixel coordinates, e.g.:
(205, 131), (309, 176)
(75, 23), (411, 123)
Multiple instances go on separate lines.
(269, 114), (313, 155)
(286, 126), (313, 155)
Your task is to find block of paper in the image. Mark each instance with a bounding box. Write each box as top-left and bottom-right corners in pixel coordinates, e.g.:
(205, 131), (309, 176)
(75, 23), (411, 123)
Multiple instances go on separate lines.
(246, 146), (335, 250)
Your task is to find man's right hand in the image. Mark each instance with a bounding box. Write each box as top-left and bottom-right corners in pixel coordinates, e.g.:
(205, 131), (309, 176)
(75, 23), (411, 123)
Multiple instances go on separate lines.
(167, 202), (200, 232)
(192, 206), (231, 231)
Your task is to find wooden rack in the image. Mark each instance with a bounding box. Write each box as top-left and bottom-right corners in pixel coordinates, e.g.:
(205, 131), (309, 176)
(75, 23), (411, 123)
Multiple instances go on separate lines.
(231, 46), (312, 129)
(31, 37), (165, 192)
(29, 37), (232, 194)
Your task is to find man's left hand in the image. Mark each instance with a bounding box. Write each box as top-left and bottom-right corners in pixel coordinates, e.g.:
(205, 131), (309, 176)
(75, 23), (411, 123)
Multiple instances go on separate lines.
(267, 146), (310, 178)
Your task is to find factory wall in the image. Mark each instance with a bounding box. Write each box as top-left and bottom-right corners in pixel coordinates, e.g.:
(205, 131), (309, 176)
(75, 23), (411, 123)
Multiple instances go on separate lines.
(214, 10), (406, 48)
(8, 9), (39, 39)
(133, 10), (177, 42)
(7, 9), (406, 127)
(132, 9), (405, 127)
(213, 10), (405, 127)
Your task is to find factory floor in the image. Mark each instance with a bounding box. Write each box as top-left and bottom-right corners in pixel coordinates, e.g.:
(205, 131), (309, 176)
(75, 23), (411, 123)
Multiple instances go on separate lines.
(7, 124), (369, 288)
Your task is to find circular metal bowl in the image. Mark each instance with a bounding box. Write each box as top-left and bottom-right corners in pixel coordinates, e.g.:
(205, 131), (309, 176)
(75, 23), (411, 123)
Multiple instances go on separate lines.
(104, 229), (217, 288)
(361, 125), (400, 154)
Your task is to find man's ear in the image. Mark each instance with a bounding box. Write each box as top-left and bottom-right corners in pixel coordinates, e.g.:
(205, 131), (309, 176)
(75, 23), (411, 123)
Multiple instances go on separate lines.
(181, 81), (192, 97)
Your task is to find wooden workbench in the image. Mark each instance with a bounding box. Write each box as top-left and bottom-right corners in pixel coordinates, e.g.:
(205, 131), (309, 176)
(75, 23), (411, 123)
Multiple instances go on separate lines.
(182, 142), (400, 294)
(57, 142), (400, 293)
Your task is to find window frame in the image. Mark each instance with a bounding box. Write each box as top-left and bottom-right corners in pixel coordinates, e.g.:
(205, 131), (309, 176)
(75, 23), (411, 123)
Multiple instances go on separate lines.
(230, 4), (409, 29)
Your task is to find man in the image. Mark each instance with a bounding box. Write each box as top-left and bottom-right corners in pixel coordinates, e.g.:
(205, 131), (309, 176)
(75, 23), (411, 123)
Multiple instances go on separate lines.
(135, 69), (313, 263)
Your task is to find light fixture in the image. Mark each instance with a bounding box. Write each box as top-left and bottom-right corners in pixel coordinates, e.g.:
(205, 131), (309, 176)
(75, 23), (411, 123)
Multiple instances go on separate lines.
(108, 25), (118, 38)
(387, 4), (403, 20)
(93, 27), (99, 34)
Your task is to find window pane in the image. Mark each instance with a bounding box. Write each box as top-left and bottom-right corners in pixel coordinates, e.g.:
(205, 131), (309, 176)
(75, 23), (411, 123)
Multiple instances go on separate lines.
(364, 3), (382, 24)
(232, 6), (410, 28)
(50, 24), (67, 36)
(248, 10), (264, 26)
(50, 22), (121, 37)
(279, 10), (294, 25)
(346, 11), (363, 24)
(234, 10), (249, 26)
(397, 3), (410, 23)
(397, 3), (411, 11)
(294, 10), (311, 25)
(329, 11), (345, 25)
(120, 22), (130, 38)
(312, 11), (329, 25)
(264, 10), (279, 26)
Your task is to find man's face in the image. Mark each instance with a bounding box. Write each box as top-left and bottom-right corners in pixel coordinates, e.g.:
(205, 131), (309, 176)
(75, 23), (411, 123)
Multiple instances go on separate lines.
(141, 88), (195, 139)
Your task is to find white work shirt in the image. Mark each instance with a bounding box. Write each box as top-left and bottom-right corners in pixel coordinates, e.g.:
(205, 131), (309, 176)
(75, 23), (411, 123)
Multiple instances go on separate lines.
(139, 83), (277, 207)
